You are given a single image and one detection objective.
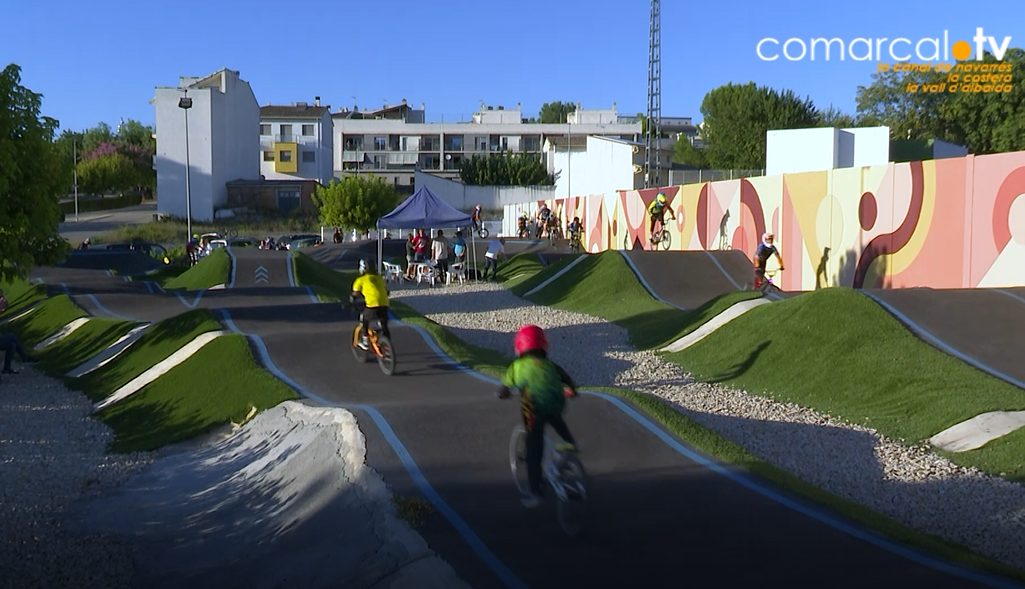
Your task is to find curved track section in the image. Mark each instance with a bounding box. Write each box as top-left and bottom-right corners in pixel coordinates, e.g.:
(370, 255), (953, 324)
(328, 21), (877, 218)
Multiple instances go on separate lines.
(31, 256), (1020, 589)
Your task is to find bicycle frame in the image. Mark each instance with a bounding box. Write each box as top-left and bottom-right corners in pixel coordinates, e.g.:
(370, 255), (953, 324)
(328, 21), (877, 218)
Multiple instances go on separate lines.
(542, 434), (575, 502)
(352, 321), (386, 357)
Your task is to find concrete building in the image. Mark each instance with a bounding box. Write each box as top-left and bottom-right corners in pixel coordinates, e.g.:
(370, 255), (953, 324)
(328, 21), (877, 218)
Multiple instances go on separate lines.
(544, 135), (672, 199)
(765, 126), (890, 176)
(331, 101), (643, 189)
(259, 100), (334, 186)
(151, 68), (260, 222)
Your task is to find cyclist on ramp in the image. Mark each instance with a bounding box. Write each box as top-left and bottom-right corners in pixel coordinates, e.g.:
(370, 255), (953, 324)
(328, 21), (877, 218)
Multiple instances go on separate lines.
(647, 193), (676, 245)
(497, 325), (579, 508)
(753, 232), (785, 290)
(350, 259), (391, 350)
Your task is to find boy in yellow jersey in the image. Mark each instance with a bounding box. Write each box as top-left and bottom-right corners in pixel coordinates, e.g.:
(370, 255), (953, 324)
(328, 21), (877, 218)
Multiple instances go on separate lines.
(350, 259), (391, 349)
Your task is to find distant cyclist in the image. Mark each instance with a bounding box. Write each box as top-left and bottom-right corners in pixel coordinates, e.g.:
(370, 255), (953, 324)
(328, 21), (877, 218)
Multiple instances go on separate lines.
(647, 193), (676, 244)
(536, 204), (552, 239)
(753, 232), (784, 290)
(472, 205), (483, 233)
(517, 211), (530, 238)
(350, 259), (390, 349)
(497, 325), (579, 508)
(567, 216), (582, 240)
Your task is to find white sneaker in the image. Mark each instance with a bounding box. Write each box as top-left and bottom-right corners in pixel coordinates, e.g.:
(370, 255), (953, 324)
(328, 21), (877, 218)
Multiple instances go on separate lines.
(358, 338), (370, 350)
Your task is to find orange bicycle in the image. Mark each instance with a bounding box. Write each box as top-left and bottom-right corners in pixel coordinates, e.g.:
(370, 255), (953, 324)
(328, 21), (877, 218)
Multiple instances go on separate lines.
(347, 300), (396, 376)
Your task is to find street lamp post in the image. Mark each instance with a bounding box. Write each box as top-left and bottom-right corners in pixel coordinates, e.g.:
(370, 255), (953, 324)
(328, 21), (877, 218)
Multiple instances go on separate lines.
(73, 139), (79, 222)
(178, 90), (193, 241)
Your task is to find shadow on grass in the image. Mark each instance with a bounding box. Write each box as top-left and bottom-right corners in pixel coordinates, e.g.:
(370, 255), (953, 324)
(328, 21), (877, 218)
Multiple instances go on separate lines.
(706, 340), (772, 383)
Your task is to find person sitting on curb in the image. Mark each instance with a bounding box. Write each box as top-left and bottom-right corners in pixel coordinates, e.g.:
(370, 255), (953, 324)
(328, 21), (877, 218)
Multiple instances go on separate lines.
(0, 333), (40, 376)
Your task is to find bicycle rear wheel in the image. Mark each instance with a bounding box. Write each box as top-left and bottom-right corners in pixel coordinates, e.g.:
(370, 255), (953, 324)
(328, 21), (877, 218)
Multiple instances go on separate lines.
(351, 325), (368, 363)
(554, 453), (589, 538)
(508, 426), (531, 495)
(479, 227), (489, 239)
(375, 335), (396, 375)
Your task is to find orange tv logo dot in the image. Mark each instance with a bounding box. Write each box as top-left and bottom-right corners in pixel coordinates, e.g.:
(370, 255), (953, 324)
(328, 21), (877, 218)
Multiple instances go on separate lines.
(952, 40), (973, 61)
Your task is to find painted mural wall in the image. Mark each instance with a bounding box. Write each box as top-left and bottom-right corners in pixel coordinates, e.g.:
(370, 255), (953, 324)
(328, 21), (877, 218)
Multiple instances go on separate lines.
(505, 150), (1025, 290)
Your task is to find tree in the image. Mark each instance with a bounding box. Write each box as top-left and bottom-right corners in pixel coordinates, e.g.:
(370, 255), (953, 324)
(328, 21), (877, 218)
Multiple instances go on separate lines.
(855, 67), (949, 140)
(53, 129), (84, 195)
(815, 104), (857, 128)
(81, 122), (114, 156)
(538, 101), (576, 124)
(699, 82), (818, 169)
(116, 118), (155, 151)
(312, 174), (399, 232)
(673, 135), (708, 168)
(937, 48), (1025, 154)
(458, 153), (554, 186)
(76, 152), (137, 195)
(0, 63), (71, 282)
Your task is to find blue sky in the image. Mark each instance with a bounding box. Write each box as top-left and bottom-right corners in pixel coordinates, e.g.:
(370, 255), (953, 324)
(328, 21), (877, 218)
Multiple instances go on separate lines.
(3, 0), (1021, 133)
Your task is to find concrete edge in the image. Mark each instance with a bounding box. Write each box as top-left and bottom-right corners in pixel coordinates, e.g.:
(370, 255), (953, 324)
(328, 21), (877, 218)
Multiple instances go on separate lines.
(66, 323), (152, 378)
(930, 410), (1025, 452)
(92, 330), (229, 413)
(0, 302), (43, 325)
(659, 298), (772, 353)
(523, 254), (587, 297)
(34, 317), (91, 351)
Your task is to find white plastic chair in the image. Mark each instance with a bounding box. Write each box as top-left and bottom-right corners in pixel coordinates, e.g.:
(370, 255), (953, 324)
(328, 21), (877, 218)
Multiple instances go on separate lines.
(447, 262), (466, 285)
(382, 262), (404, 283)
(415, 261), (436, 286)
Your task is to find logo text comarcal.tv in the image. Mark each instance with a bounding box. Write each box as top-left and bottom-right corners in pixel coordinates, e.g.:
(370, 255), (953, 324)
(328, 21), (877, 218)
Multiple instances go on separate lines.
(757, 28), (1012, 62)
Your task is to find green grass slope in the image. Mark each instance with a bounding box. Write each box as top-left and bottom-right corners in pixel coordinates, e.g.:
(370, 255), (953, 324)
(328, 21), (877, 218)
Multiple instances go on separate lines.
(292, 251), (356, 302)
(669, 287), (1025, 482)
(164, 249), (230, 291)
(526, 250), (762, 350)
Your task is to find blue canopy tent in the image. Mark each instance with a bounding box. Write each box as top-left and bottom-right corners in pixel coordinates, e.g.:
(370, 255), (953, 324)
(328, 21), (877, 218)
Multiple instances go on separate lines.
(375, 186), (476, 278)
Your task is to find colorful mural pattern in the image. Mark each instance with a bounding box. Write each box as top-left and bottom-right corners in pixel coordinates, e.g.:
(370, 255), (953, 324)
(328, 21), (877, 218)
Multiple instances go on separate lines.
(510, 151), (1025, 289)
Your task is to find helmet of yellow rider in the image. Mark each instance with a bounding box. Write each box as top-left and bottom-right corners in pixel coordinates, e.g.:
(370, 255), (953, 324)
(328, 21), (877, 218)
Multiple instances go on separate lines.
(657, 193), (666, 203)
(358, 258), (377, 275)
(763, 232), (774, 243)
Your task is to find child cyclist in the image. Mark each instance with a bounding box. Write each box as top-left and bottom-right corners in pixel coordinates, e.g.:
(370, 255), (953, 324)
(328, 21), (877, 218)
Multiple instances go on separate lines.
(350, 259), (391, 349)
(497, 324), (579, 508)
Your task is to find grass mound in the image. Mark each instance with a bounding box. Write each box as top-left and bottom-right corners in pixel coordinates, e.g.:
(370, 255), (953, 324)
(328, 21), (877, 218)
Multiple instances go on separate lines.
(505, 253), (583, 297)
(292, 251), (356, 302)
(74, 309), (223, 401)
(495, 253), (546, 290)
(525, 250), (761, 349)
(669, 287), (1025, 482)
(163, 249), (230, 291)
(0, 294), (87, 346)
(0, 277), (47, 317)
(96, 334), (298, 453)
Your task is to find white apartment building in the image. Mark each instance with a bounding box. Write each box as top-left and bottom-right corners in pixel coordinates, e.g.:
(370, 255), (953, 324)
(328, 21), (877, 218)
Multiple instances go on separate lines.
(151, 68), (260, 222)
(259, 100), (334, 186)
(331, 101), (643, 189)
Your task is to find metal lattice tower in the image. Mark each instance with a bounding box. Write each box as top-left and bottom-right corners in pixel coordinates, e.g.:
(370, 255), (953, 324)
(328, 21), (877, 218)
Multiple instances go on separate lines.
(644, 0), (661, 189)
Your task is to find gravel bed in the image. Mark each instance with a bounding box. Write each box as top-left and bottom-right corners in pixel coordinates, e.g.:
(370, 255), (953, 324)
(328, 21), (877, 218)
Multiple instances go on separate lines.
(392, 280), (1025, 571)
(0, 367), (153, 589)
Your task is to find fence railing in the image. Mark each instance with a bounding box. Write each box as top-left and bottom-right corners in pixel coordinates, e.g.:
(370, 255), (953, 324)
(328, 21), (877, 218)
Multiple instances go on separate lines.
(669, 169), (766, 185)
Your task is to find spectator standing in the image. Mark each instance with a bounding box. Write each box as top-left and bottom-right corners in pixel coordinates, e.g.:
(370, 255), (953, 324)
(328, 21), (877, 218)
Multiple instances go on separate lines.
(414, 229), (430, 262)
(404, 233), (416, 280)
(432, 230), (450, 280)
(482, 236), (505, 281)
(452, 230), (467, 266)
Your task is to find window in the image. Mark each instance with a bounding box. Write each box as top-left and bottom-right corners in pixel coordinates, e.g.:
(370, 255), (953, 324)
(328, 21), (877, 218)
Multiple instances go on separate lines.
(502, 137), (509, 151)
(374, 137), (386, 150)
(277, 189), (301, 214)
(279, 124), (292, 138)
(263, 151), (275, 162)
(260, 124), (271, 136)
(302, 124), (315, 136)
(280, 150), (292, 162)
(302, 151), (315, 163)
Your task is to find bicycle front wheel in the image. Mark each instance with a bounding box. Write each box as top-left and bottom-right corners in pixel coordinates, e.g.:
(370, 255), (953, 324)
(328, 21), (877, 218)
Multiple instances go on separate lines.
(660, 230), (672, 251)
(508, 426), (531, 495)
(375, 335), (396, 375)
(555, 453), (589, 538)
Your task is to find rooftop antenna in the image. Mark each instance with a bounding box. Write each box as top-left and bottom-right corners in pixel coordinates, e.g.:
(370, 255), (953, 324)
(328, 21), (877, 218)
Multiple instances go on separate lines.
(644, 0), (662, 189)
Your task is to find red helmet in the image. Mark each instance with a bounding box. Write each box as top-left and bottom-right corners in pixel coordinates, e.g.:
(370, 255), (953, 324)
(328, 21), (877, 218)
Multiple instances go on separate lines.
(514, 325), (548, 356)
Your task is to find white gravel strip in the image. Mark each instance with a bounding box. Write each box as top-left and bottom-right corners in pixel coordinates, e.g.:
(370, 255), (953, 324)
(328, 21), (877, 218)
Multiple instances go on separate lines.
(392, 280), (1025, 572)
(0, 367), (153, 589)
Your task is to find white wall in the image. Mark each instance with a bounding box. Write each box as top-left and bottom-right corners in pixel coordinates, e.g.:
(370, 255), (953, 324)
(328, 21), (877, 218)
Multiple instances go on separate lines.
(549, 136), (636, 199)
(414, 171), (555, 211)
(766, 126), (891, 176)
(766, 127), (839, 176)
(841, 126), (890, 168)
(154, 69), (259, 222)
